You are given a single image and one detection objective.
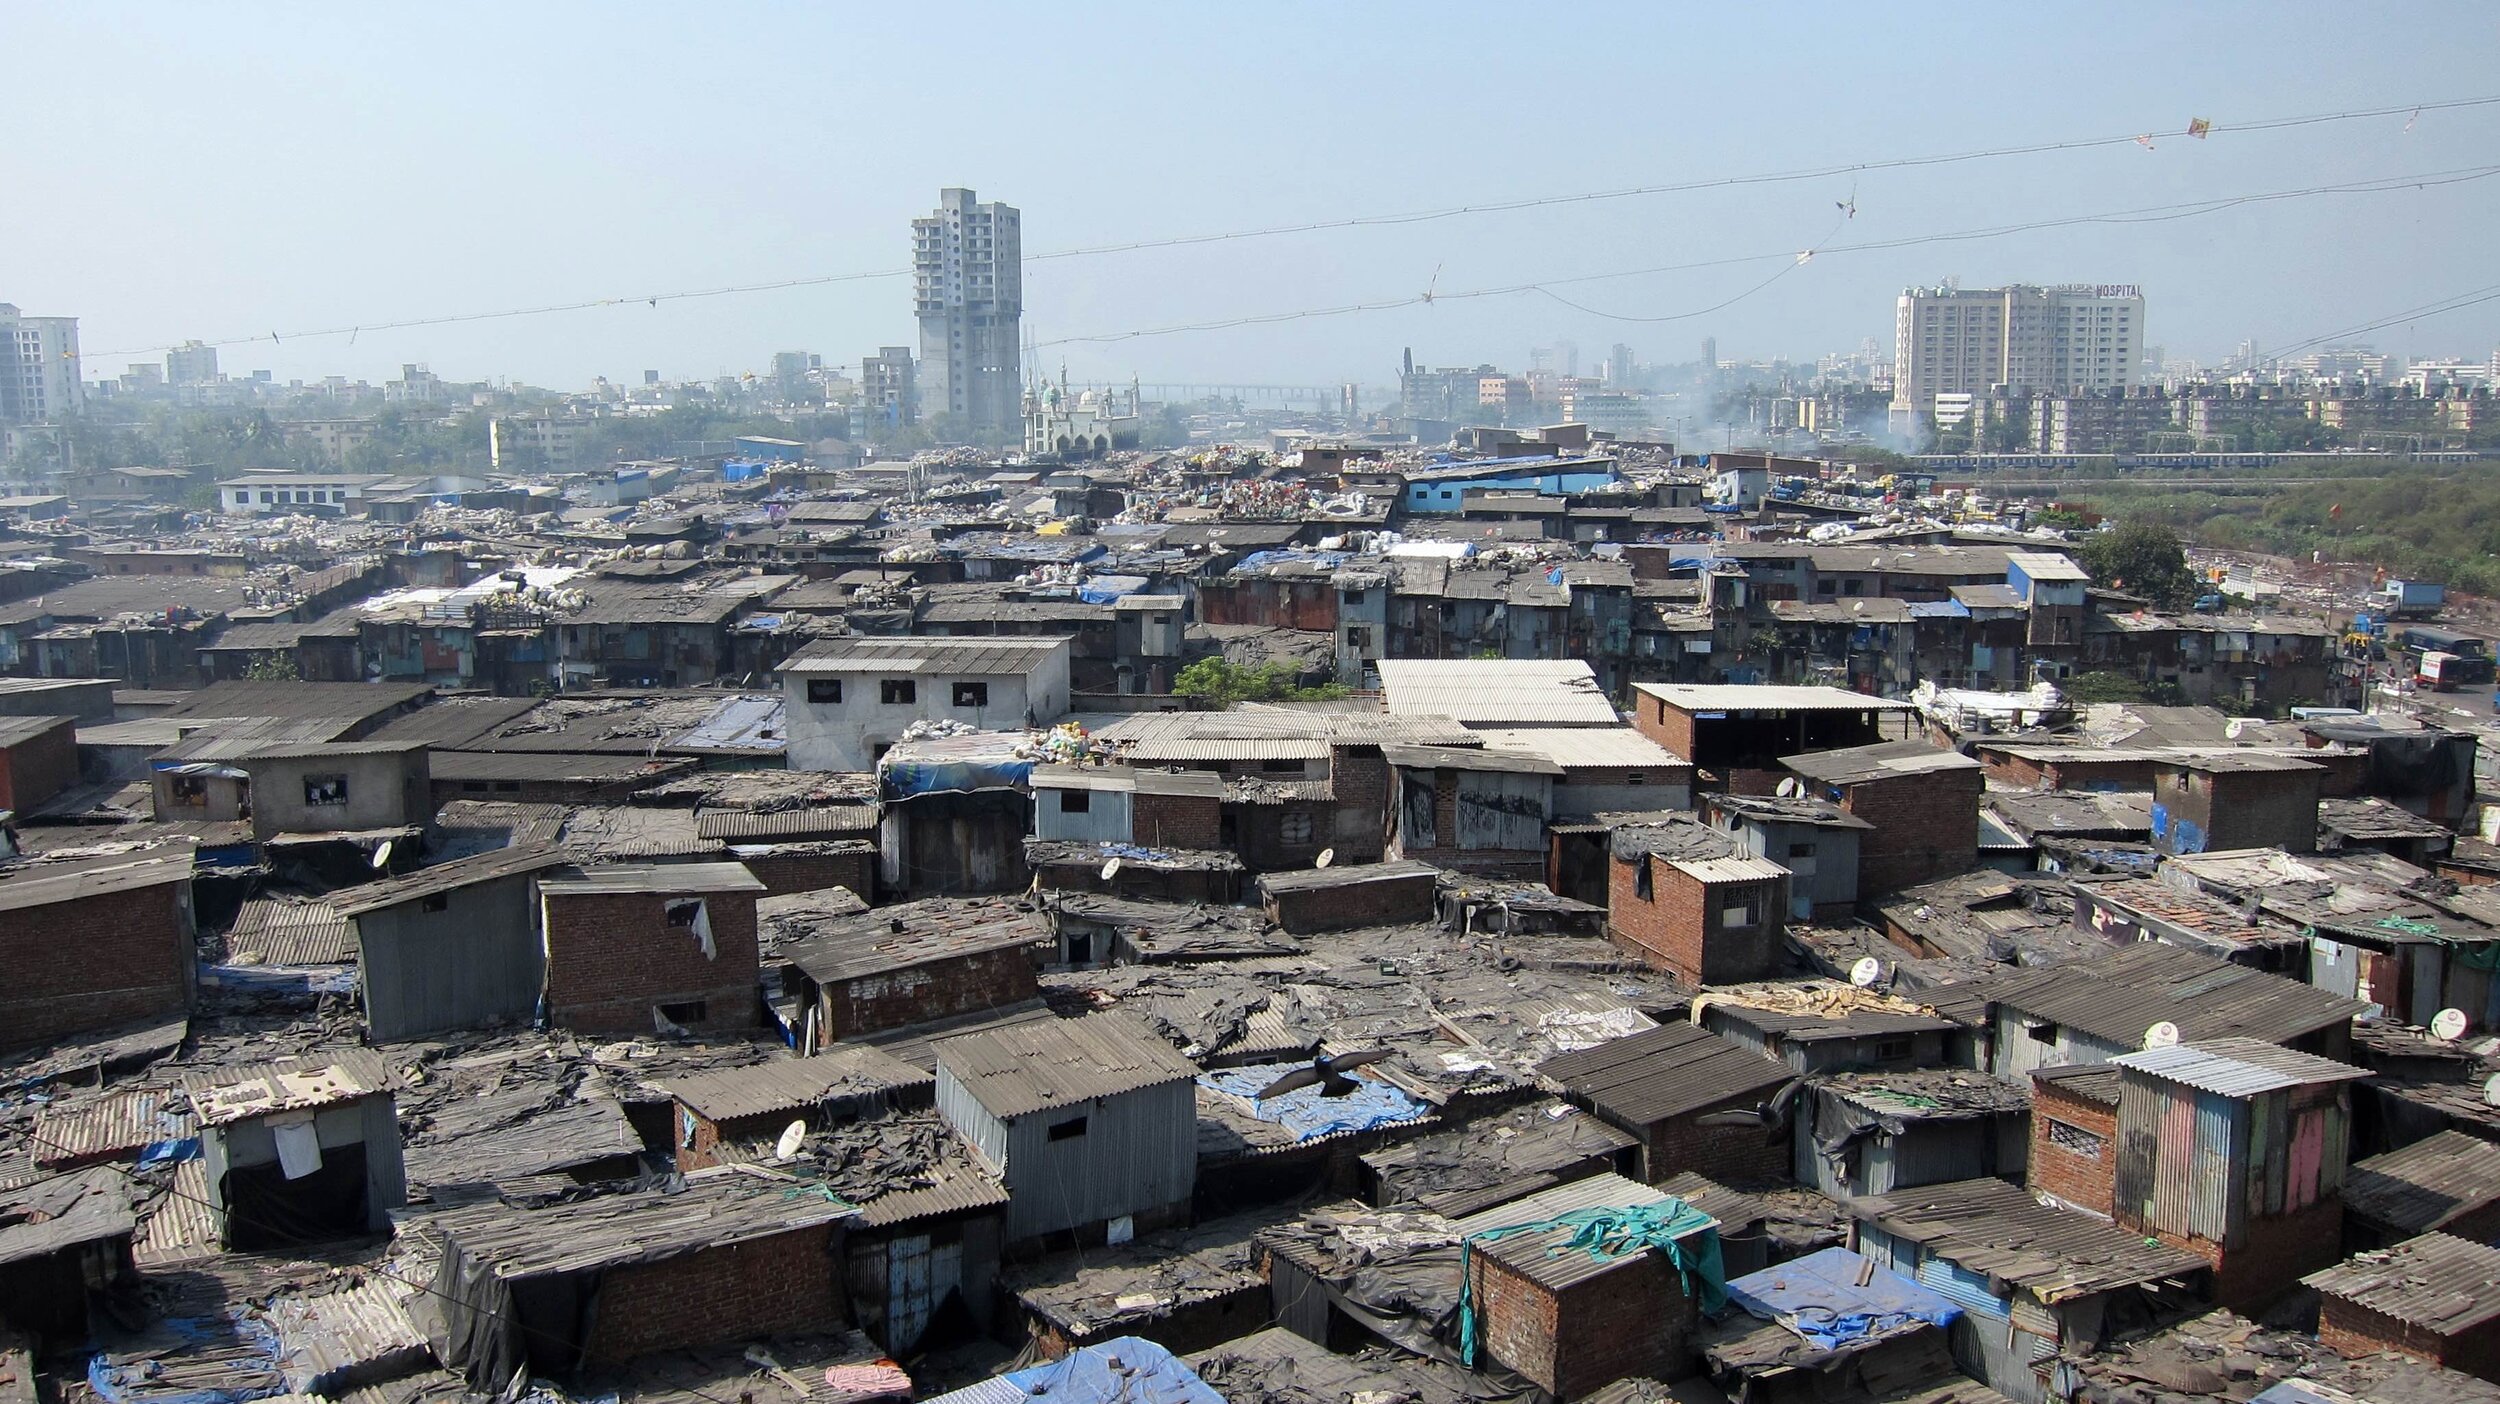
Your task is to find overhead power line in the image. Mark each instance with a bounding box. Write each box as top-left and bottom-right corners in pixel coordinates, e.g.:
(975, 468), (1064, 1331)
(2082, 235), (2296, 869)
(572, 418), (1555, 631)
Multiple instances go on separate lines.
(78, 94), (2500, 362)
(1026, 164), (2500, 347)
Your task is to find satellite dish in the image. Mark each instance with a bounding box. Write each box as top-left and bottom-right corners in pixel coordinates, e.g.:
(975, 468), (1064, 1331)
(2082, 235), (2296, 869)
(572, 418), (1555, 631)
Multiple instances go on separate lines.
(2486, 1072), (2500, 1109)
(2142, 1021), (2182, 1050)
(775, 1119), (806, 1159)
(1776, 777), (1806, 799)
(1100, 857), (1123, 881)
(1849, 957), (1883, 988)
(370, 839), (394, 871)
(1315, 848), (1336, 869)
(2432, 1008), (2470, 1042)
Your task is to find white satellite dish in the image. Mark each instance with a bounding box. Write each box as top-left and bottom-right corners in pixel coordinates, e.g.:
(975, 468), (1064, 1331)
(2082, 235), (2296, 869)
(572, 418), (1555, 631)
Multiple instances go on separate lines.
(1315, 848), (1336, 869)
(2431, 1008), (2470, 1042)
(1849, 956), (1883, 988)
(775, 1119), (807, 1159)
(2142, 1021), (2182, 1050)
(1776, 777), (1806, 799)
(2486, 1072), (2500, 1108)
(1100, 857), (1123, 881)
(370, 839), (394, 871)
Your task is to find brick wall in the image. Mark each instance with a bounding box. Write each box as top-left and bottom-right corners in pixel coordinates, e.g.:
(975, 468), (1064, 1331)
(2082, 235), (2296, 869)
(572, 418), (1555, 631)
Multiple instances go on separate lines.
(2321, 1294), (2500, 1382)
(2135, 1196), (2342, 1311)
(1327, 748), (1390, 863)
(1838, 769), (1981, 897)
(1642, 1102), (1791, 1187)
(1265, 871), (1437, 934)
(1633, 698), (1697, 760)
(1976, 751), (2048, 789)
(0, 717), (78, 812)
(1468, 1242), (1696, 1397)
(1132, 790), (1221, 850)
(822, 948), (1038, 1042)
(544, 889), (760, 1035)
(579, 1225), (842, 1364)
(2, 882), (191, 1050)
(1605, 855), (1784, 986)
(737, 847), (875, 901)
(2028, 1082), (2117, 1218)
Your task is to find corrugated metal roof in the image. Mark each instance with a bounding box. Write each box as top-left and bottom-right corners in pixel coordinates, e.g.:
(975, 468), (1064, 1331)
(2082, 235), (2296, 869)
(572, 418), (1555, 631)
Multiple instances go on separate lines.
(1852, 1177), (2208, 1301)
(2344, 1131), (2500, 1236)
(0, 844), (196, 913)
(427, 751), (689, 784)
(935, 1012), (1201, 1120)
(538, 861), (765, 895)
(1784, 739), (1981, 786)
(1379, 742), (1560, 775)
(2305, 1233), (2500, 1334)
(0, 714), (72, 748)
(1633, 683), (1914, 713)
(0, 1167), (135, 1269)
(2111, 1037), (2371, 1097)
(782, 635), (1073, 675)
(695, 805), (877, 840)
(189, 1050), (399, 1127)
(1470, 726), (1691, 772)
(1667, 855), (1790, 885)
(226, 897), (353, 966)
(1979, 941), (2368, 1048)
(661, 1045), (933, 1122)
(329, 844), (569, 917)
(32, 1086), (195, 1166)
(854, 1157), (1012, 1227)
(1448, 1172), (1710, 1290)
(783, 897), (1047, 984)
(427, 1167), (856, 1279)
(1256, 859), (1439, 895)
(135, 1157), (216, 1266)
(1539, 1023), (1790, 1125)
(1376, 659), (1619, 725)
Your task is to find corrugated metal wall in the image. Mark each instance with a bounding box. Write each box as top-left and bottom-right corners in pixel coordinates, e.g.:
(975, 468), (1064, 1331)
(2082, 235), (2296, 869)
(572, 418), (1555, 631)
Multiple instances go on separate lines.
(985, 1080), (1197, 1243)
(355, 875), (543, 1040)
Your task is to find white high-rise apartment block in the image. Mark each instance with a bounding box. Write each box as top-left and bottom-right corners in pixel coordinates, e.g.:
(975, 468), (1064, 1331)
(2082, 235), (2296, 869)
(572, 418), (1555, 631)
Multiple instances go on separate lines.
(1892, 283), (2143, 416)
(913, 188), (1022, 439)
(0, 304), (82, 425)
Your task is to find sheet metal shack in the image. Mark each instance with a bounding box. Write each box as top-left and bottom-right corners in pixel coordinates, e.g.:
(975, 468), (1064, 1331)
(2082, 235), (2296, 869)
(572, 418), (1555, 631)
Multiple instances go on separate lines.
(1971, 941), (2366, 1077)
(419, 1167), (858, 1386)
(190, 1049), (405, 1250)
(2110, 1038), (2372, 1308)
(0, 1167), (136, 1347)
(1848, 1177), (2209, 1404)
(330, 844), (570, 1041)
(934, 1012), (1199, 1248)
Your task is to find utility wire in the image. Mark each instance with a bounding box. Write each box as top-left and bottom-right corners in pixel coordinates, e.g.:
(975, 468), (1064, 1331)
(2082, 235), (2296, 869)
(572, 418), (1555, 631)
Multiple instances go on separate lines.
(1028, 164), (2500, 346)
(79, 94), (2500, 361)
(2263, 281), (2500, 361)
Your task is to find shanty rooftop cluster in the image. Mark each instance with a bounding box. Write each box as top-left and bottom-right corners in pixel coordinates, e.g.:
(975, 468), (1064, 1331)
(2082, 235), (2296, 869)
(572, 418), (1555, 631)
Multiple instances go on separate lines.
(3, 431), (2500, 1404)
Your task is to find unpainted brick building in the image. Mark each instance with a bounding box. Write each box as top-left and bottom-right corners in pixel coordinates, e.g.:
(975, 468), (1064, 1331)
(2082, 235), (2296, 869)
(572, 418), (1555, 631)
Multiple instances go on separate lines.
(539, 862), (766, 1035)
(0, 846), (196, 1050)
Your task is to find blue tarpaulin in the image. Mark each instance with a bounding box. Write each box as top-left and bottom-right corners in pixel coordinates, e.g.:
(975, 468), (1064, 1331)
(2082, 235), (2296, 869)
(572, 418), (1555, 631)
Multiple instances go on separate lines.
(1723, 1246), (1962, 1351)
(1200, 1062), (1429, 1141)
(879, 733), (1038, 798)
(929, 1337), (1224, 1404)
(89, 1313), (287, 1404)
(1077, 574), (1150, 604)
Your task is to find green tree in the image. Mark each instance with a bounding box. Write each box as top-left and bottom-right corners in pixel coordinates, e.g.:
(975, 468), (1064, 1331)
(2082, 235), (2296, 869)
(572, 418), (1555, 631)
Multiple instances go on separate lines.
(1172, 657), (1346, 706)
(2077, 522), (2200, 609)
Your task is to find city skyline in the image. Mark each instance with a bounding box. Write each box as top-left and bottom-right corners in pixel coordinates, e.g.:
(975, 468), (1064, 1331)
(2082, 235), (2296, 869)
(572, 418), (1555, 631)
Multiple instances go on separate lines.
(7, 5), (2500, 391)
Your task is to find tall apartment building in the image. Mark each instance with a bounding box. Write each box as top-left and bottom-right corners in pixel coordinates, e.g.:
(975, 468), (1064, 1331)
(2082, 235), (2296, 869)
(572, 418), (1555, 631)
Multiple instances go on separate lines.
(913, 188), (1021, 439)
(859, 346), (918, 429)
(0, 305), (82, 425)
(1892, 283), (2143, 416)
(166, 340), (220, 386)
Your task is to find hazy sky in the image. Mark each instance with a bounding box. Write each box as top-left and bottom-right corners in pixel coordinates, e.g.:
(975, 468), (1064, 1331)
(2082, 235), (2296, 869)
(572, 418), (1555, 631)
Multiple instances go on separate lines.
(10, 3), (2499, 392)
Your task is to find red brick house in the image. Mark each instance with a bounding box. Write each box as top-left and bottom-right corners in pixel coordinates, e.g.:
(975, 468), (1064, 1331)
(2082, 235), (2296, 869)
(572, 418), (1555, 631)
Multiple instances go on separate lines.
(0, 844), (196, 1049)
(538, 862), (767, 1035)
(1604, 817), (1789, 985)
(1782, 740), (1982, 897)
